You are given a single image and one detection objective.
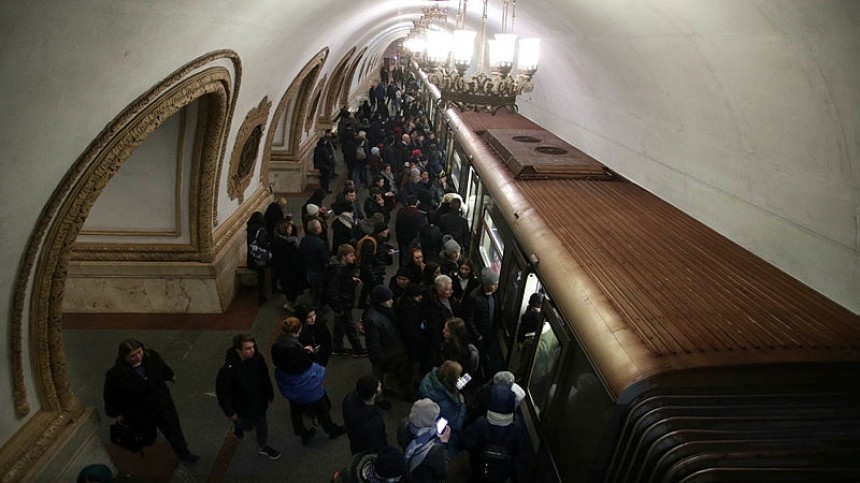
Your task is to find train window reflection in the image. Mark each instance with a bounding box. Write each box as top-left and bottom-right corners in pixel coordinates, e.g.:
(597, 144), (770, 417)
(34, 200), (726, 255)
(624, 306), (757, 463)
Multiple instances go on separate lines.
(528, 321), (562, 420)
(450, 150), (462, 192)
(479, 212), (504, 273)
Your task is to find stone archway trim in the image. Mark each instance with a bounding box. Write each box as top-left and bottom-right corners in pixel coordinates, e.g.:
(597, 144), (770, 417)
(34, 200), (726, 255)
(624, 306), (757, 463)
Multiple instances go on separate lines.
(2, 50), (240, 481)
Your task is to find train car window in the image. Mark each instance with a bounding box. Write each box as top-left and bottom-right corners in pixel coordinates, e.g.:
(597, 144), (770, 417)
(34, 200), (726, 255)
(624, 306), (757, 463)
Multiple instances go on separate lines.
(465, 170), (483, 229)
(528, 320), (562, 419)
(479, 211), (504, 273)
(450, 149), (462, 192)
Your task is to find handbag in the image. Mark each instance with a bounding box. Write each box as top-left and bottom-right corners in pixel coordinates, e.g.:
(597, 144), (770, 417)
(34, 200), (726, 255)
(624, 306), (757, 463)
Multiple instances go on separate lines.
(249, 228), (272, 266)
(110, 422), (154, 454)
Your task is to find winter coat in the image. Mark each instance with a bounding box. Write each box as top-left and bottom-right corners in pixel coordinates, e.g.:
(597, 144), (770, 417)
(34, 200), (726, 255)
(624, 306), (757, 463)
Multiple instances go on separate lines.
(103, 349), (177, 435)
(397, 420), (449, 482)
(272, 335), (326, 405)
(299, 321), (333, 367)
(326, 257), (359, 311)
(299, 233), (329, 275)
(362, 305), (404, 367)
(342, 391), (388, 455)
(464, 287), (500, 343)
(215, 347), (274, 420)
(418, 368), (466, 432)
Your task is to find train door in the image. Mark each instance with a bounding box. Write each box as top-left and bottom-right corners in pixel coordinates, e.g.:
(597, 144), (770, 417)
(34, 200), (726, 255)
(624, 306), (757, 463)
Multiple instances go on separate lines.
(521, 302), (572, 482)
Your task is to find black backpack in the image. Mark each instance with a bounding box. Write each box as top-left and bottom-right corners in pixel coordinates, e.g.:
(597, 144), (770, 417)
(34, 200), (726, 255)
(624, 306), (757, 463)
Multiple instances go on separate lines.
(479, 441), (513, 482)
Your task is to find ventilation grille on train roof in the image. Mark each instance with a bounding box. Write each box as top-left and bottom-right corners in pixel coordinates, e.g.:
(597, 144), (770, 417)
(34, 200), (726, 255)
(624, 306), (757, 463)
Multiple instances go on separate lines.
(482, 128), (613, 180)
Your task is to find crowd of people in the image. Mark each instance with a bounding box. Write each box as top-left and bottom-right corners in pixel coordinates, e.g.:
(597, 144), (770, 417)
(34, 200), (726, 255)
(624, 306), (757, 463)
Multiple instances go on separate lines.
(100, 64), (530, 482)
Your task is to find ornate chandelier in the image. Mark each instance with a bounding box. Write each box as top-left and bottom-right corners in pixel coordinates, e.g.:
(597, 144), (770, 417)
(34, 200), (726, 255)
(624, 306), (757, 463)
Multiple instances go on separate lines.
(403, 0), (540, 113)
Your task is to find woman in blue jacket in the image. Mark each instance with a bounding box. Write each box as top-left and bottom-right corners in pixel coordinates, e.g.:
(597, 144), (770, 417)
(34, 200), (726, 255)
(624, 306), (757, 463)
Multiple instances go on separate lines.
(271, 317), (345, 445)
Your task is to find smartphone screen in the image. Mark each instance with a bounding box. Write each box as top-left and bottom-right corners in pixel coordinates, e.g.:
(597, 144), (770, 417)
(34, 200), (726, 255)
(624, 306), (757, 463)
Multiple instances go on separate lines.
(435, 417), (448, 435)
(456, 373), (472, 390)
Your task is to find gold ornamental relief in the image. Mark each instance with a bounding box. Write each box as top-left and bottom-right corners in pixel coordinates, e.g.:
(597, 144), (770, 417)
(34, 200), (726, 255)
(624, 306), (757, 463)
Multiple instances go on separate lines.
(228, 97), (271, 203)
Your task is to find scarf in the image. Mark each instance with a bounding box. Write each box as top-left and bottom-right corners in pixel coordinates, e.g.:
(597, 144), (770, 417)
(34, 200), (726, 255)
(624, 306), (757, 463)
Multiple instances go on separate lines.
(403, 425), (437, 473)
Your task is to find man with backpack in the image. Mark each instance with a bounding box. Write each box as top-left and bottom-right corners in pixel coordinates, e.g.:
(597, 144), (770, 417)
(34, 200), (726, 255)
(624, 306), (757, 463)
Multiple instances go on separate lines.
(356, 221), (393, 308)
(460, 385), (527, 482)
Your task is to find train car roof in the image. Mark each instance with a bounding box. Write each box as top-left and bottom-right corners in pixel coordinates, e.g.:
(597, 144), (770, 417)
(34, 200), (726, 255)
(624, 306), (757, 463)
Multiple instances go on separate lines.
(448, 109), (860, 398)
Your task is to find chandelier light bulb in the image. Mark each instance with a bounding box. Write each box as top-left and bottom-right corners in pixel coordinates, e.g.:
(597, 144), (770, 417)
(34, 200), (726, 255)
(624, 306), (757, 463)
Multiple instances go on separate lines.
(517, 37), (541, 72)
(452, 29), (477, 65)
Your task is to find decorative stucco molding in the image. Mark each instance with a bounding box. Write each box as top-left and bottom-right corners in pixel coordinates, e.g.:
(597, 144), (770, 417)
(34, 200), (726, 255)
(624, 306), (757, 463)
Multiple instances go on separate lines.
(228, 96), (271, 203)
(261, 47), (328, 188)
(3, 50), (240, 481)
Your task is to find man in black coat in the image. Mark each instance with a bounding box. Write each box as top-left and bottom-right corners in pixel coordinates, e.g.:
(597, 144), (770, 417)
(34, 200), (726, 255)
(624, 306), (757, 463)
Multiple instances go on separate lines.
(299, 218), (330, 313)
(314, 134), (334, 193)
(463, 268), (501, 377)
(215, 334), (280, 460)
(326, 244), (366, 355)
(362, 286), (409, 408)
(342, 375), (388, 454)
(104, 339), (199, 462)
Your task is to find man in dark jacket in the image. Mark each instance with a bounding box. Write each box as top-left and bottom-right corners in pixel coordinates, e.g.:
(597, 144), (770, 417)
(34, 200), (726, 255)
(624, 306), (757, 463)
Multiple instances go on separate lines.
(362, 286), (409, 409)
(327, 244), (367, 355)
(357, 221), (393, 308)
(314, 134), (334, 193)
(299, 218), (329, 313)
(215, 334), (280, 460)
(436, 198), (471, 251)
(460, 385), (527, 482)
(342, 375), (387, 454)
(463, 268), (501, 377)
(395, 194), (427, 265)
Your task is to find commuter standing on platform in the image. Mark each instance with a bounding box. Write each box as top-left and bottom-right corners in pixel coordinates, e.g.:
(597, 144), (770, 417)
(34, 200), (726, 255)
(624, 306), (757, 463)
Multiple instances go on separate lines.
(342, 375), (388, 455)
(463, 268), (501, 377)
(296, 304), (333, 367)
(104, 339), (200, 463)
(314, 133), (335, 193)
(362, 285), (409, 408)
(299, 218), (329, 314)
(215, 334), (280, 460)
(327, 244), (367, 356)
(271, 317), (346, 445)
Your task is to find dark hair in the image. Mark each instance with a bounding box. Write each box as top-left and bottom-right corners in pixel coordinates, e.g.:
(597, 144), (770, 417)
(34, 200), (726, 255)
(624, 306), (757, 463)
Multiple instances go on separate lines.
(294, 304), (315, 324)
(457, 257), (474, 272)
(247, 211), (264, 226)
(232, 334), (255, 350)
(117, 339), (144, 360)
(423, 262), (440, 284)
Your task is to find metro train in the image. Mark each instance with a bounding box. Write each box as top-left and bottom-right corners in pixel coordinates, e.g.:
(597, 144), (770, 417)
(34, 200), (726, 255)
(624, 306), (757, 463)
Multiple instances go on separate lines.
(414, 77), (860, 482)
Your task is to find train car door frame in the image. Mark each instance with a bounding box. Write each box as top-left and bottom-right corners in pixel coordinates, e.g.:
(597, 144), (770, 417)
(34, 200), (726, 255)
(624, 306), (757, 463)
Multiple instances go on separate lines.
(521, 300), (572, 482)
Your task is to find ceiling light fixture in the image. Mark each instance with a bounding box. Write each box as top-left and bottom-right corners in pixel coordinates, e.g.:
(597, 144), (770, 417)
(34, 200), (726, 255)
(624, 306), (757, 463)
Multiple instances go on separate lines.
(403, 0), (540, 113)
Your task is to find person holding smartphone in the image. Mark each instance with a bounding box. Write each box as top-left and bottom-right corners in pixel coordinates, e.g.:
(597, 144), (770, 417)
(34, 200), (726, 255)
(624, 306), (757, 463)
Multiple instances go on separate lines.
(398, 398), (451, 481)
(417, 360), (467, 454)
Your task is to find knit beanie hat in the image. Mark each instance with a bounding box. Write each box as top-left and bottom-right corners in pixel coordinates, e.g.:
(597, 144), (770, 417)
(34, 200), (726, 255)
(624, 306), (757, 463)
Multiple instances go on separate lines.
(356, 375), (378, 401)
(305, 204), (320, 217)
(371, 146), (380, 156)
(372, 285), (394, 305)
(487, 385), (515, 427)
(443, 236), (460, 256)
(374, 445), (406, 479)
(482, 267), (499, 284)
(409, 398), (440, 428)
